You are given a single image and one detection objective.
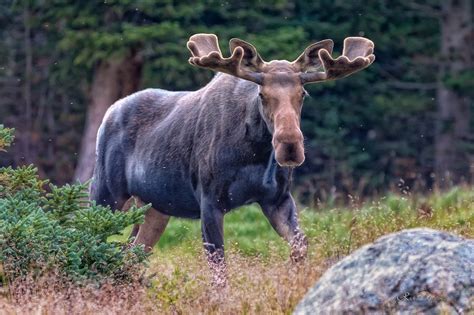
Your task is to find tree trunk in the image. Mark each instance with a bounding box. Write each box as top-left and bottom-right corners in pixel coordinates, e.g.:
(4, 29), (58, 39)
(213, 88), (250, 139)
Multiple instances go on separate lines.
(23, 6), (33, 164)
(74, 52), (142, 183)
(435, 0), (472, 188)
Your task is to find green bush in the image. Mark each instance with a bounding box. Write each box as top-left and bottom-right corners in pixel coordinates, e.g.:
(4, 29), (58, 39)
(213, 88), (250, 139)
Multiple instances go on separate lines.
(0, 125), (149, 284)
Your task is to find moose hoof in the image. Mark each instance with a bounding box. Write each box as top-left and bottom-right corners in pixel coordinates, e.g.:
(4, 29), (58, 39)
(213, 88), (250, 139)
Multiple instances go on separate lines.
(290, 233), (308, 263)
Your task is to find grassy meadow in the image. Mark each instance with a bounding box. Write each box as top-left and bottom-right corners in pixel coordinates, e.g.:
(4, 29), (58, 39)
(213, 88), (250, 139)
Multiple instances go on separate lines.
(118, 187), (472, 314)
(1, 187), (473, 314)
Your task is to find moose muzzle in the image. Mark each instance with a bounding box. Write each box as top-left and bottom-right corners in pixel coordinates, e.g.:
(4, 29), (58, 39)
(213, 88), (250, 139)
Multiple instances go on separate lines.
(272, 115), (305, 167)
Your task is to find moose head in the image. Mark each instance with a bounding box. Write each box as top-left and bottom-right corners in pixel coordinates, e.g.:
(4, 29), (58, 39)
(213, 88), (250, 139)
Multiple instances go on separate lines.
(187, 34), (375, 167)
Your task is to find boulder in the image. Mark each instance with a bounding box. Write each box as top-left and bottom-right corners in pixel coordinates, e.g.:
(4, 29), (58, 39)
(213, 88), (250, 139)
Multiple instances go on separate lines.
(294, 228), (473, 314)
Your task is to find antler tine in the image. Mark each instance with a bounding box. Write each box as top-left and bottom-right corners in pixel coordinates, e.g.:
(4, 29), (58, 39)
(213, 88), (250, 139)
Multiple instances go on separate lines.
(187, 34), (222, 58)
(187, 33), (263, 84)
(342, 37), (374, 61)
(301, 37), (375, 84)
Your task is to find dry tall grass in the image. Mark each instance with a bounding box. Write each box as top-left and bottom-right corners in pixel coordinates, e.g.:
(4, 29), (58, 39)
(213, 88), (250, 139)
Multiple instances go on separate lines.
(0, 251), (328, 314)
(0, 274), (151, 314)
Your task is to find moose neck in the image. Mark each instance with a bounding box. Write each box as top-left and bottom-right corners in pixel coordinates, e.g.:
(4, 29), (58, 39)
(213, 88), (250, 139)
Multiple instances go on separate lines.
(204, 74), (273, 155)
(243, 84), (273, 146)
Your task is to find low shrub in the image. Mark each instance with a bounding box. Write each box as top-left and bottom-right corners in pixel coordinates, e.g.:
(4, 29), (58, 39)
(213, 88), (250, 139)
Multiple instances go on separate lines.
(0, 125), (148, 285)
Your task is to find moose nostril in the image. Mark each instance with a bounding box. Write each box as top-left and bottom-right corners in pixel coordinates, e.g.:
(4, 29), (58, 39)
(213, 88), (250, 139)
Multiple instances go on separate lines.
(285, 143), (297, 155)
(274, 141), (305, 167)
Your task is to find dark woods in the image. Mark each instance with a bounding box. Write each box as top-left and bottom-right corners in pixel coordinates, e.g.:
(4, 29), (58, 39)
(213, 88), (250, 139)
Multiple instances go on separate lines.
(0, 1), (472, 205)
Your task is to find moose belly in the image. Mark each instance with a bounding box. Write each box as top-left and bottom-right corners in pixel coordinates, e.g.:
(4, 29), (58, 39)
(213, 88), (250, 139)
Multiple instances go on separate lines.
(128, 169), (201, 219)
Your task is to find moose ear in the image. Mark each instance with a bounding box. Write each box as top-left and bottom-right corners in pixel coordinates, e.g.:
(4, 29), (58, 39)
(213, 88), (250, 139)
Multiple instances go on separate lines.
(293, 39), (334, 72)
(229, 38), (265, 72)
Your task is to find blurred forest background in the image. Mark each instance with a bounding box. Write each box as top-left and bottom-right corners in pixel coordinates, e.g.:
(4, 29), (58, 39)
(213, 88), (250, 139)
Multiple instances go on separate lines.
(0, 0), (472, 205)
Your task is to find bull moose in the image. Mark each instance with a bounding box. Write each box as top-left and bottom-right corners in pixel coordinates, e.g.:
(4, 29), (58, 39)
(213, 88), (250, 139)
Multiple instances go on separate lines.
(91, 33), (375, 278)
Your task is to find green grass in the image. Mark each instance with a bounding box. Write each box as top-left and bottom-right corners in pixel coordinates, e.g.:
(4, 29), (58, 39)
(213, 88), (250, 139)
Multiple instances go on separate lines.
(113, 204), (289, 257)
(160, 205), (290, 256)
(115, 187), (473, 261)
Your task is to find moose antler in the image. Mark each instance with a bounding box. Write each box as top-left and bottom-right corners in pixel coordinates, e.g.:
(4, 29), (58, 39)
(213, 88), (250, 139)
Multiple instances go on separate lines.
(187, 34), (264, 84)
(299, 37), (375, 84)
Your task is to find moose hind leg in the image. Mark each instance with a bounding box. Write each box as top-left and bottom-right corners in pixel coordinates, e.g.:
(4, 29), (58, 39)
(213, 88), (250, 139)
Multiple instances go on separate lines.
(132, 203), (170, 252)
(90, 178), (129, 211)
(260, 194), (308, 262)
(121, 197), (143, 239)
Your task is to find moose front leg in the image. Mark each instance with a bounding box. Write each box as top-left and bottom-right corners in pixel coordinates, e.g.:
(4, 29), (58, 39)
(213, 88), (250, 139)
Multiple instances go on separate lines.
(200, 202), (226, 287)
(261, 194), (308, 262)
